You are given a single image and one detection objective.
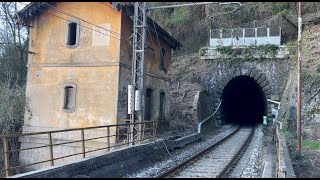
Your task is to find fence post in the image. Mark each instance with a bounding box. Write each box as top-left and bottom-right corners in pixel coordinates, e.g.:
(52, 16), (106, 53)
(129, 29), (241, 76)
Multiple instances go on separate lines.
(107, 126), (110, 151)
(255, 28), (257, 45)
(3, 137), (10, 177)
(81, 129), (85, 158)
(267, 27), (270, 43)
(127, 124), (130, 146)
(48, 133), (54, 166)
(152, 121), (157, 140)
(243, 29), (245, 45)
(141, 122), (146, 142)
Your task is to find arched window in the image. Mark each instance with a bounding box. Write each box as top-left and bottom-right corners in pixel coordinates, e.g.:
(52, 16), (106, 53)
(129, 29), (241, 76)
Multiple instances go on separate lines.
(62, 83), (77, 112)
(145, 88), (153, 120)
(159, 91), (165, 118)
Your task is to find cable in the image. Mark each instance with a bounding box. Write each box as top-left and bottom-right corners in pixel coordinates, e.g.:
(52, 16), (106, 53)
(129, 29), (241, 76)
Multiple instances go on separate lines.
(17, 2), (123, 41)
(99, 2), (159, 55)
(145, 132), (173, 157)
(152, 19), (162, 51)
(42, 2), (123, 38)
(17, 2), (167, 59)
(18, 2), (125, 38)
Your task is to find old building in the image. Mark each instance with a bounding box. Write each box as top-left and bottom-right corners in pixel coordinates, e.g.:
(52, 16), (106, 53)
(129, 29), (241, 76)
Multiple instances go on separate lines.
(17, 2), (180, 169)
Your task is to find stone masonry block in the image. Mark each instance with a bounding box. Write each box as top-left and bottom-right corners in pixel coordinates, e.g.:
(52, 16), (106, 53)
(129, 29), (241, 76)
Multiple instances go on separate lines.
(250, 69), (258, 78)
(257, 74), (266, 84)
(254, 73), (263, 81)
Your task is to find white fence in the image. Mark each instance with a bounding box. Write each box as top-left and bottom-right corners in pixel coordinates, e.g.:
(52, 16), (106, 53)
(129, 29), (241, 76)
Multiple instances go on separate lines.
(210, 27), (281, 47)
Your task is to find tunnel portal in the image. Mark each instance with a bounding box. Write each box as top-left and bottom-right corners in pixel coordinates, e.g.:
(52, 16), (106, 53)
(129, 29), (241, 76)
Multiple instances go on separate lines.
(221, 75), (266, 125)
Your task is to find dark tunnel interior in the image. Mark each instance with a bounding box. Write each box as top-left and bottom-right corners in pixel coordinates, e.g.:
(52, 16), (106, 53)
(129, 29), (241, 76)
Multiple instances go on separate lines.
(221, 75), (266, 125)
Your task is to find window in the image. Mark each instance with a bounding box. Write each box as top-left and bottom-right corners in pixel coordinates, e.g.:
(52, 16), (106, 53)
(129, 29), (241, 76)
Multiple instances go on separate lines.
(160, 48), (166, 70)
(159, 91), (165, 118)
(66, 21), (79, 48)
(63, 84), (77, 112)
(145, 88), (153, 120)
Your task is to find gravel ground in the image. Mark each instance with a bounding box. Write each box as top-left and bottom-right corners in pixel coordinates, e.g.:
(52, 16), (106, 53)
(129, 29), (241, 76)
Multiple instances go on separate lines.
(228, 124), (265, 178)
(125, 124), (238, 178)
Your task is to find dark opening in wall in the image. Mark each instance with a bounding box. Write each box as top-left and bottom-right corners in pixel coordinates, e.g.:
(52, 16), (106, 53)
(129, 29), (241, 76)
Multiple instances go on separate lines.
(160, 48), (166, 70)
(63, 84), (76, 112)
(67, 22), (78, 46)
(221, 75), (266, 125)
(159, 91), (165, 118)
(145, 88), (153, 120)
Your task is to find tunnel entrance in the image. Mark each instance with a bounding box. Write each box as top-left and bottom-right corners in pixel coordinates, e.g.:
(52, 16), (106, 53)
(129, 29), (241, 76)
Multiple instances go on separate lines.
(221, 75), (266, 125)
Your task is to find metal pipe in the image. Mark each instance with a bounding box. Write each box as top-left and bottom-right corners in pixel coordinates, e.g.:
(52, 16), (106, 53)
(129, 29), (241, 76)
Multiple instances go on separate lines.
(267, 99), (281, 105)
(297, 2), (302, 152)
(198, 101), (222, 134)
(147, 2), (242, 10)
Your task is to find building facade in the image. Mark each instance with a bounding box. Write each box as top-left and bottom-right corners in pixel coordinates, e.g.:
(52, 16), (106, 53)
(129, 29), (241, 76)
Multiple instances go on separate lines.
(17, 2), (180, 169)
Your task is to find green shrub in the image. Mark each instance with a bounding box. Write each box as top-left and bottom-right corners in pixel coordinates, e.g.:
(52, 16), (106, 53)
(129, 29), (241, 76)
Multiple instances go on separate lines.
(302, 140), (320, 151)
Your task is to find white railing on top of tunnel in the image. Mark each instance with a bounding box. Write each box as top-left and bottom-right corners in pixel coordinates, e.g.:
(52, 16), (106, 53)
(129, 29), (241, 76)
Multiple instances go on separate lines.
(209, 26), (281, 47)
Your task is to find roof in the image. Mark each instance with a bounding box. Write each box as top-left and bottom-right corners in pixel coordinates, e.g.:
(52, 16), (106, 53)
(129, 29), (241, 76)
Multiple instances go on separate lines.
(17, 2), (181, 50)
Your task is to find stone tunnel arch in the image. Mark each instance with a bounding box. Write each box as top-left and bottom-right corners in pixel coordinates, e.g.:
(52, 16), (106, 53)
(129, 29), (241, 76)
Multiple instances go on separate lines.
(212, 67), (273, 125)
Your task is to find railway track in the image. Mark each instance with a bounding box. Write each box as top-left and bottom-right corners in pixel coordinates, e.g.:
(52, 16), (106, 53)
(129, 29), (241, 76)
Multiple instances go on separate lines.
(155, 125), (255, 178)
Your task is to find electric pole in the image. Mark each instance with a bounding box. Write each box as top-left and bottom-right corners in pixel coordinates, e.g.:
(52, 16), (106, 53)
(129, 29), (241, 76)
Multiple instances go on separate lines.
(129, 2), (148, 146)
(297, 1), (302, 152)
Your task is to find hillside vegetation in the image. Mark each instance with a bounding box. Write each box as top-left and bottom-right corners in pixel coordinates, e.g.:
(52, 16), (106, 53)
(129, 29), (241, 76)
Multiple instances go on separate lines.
(149, 2), (320, 55)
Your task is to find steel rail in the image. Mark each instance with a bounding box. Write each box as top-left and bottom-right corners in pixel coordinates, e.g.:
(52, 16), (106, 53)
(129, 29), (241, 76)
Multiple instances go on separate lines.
(217, 126), (255, 178)
(155, 125), (241, 178)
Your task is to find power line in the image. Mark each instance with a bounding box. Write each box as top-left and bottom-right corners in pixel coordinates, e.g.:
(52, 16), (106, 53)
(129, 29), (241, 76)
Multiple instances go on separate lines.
(42, 2), (123, 38)
(17, 2), (124, 41)
(16, 2), (166, 60)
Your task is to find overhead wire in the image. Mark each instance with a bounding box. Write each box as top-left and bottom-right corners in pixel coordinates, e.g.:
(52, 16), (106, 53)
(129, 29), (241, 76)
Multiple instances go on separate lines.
(17, 2), (168, 59)
(17, 2), (124, 41)
(21, 3), (168, 61)
(42, 2), (123, 38)
(98, 2), (165, 58)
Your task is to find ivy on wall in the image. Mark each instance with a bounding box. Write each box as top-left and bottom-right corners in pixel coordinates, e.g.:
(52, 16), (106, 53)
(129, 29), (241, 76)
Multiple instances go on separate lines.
(214, 44), (280, 61)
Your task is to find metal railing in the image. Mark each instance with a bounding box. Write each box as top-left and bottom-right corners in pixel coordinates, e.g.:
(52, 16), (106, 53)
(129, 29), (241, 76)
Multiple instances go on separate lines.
(275, 125), (296, 178)
(0, 120), (158, 177)
(210, 27), (281, 47)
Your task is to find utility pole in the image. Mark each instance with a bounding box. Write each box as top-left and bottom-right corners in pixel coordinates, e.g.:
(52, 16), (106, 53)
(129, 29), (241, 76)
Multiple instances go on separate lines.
(297, 1), (302, 152)
(129, 2), (148, 146)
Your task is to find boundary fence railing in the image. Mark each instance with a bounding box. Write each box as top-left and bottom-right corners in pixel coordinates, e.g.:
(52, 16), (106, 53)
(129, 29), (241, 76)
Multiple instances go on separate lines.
(0, 120), (158, 177)
(210, 27), (281, 47)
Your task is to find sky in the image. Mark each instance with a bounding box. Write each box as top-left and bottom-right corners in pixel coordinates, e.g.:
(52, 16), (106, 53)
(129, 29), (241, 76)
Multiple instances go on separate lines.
(0, 2), (30, 48)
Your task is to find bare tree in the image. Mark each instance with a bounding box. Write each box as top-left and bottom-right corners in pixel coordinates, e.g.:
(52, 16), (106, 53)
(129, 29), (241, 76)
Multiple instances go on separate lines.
(0, 2), (28, 177)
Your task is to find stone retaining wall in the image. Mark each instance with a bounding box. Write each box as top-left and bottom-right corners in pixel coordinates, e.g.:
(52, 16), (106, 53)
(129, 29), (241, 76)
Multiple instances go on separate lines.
(9, 133), (202, 178)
